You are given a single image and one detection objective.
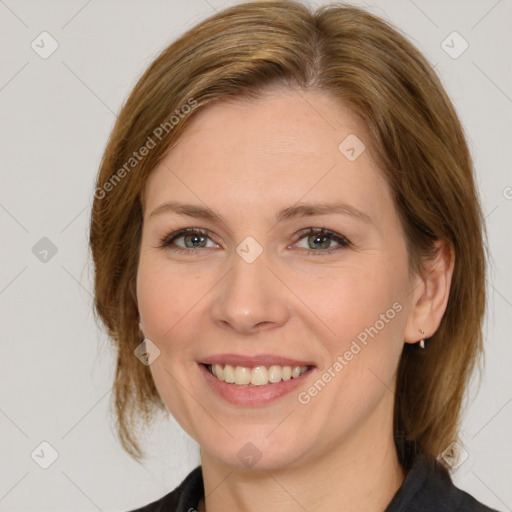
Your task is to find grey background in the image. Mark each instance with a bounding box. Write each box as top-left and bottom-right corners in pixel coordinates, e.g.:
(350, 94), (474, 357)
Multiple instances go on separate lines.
(0, 0), (511, 510)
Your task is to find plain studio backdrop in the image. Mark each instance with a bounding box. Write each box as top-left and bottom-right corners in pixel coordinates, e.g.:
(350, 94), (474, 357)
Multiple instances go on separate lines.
(0, 1), (511, 511)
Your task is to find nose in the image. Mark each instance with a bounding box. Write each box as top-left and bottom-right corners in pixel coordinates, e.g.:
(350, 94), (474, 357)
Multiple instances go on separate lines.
(211, 245), (290, 335)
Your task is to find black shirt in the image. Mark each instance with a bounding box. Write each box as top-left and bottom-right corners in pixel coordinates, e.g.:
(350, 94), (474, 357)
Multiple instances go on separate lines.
(128, 455), (500, 511)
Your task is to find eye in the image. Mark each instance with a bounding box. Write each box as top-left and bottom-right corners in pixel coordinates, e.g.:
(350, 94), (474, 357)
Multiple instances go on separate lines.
(292, 227), (350, 255)
(157, 227), (351, 256)
(157, 228), (218, 252)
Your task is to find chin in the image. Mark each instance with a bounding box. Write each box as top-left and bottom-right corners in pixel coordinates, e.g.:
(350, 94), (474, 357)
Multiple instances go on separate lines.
(198, 428), (312, 472)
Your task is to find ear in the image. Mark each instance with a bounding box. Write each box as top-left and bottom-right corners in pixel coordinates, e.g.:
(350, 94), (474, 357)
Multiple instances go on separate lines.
(404, 239), (455, 344)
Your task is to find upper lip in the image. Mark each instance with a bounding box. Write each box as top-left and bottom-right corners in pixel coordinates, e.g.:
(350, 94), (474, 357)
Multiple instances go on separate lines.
(200, 353), (315, 368)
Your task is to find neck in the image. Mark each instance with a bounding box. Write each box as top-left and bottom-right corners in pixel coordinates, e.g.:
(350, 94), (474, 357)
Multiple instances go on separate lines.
(198, 418), (405, 512)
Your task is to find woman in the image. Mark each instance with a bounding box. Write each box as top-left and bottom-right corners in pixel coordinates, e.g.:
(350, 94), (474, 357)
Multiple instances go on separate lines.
(89, 1), (499, 510)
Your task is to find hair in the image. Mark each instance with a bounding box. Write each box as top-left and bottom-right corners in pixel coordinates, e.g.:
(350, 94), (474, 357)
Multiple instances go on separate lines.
(89, 0), (487, 469)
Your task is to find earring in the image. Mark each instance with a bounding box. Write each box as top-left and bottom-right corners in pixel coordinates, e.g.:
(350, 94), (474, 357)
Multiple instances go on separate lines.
(419, 329), (425, 349)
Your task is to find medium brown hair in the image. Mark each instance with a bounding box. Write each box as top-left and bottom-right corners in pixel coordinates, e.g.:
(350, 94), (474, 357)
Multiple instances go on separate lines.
(89, 1), (487, 468)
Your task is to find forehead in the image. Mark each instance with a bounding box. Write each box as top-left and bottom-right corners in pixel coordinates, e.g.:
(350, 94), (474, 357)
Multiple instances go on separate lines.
(143, 89), (392, 224)
(170, 89), (367, 162)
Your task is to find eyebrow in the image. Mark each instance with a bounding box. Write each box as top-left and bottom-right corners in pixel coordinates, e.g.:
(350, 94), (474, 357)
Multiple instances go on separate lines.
(149, 200), (372, 225)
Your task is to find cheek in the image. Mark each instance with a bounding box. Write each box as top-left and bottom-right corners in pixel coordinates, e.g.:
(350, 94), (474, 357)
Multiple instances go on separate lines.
(136, 256), (204, 433)
(297, 270), (407, 428)
(301, 261), (408, 402)
(297, 262), (406, 341)
(136, 253), (200, 345)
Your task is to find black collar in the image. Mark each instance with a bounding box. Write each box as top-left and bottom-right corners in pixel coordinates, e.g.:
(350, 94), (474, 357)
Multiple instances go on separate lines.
(129, 454), (499, 511)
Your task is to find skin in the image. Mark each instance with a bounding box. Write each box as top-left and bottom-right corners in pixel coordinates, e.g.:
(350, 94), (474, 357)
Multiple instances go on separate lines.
(136, 88), (454, 512)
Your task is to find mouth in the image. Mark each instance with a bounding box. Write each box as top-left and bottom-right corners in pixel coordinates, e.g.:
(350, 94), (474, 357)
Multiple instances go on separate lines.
(198, 362), (315, 406)
(197, 354), (316, 406)
(202, 363), (313, 387)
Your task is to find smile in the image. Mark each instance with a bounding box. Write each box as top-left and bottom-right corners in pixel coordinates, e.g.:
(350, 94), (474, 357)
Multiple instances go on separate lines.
(206, 363), (310, 386)
(198, 361), (316, 407)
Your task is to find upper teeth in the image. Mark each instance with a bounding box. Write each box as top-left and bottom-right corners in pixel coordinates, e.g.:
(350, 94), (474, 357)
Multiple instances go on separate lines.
(208, 364), (309, 386)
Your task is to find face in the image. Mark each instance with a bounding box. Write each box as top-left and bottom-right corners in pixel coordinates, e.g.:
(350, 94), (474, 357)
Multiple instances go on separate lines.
(136, 88), (417, 472)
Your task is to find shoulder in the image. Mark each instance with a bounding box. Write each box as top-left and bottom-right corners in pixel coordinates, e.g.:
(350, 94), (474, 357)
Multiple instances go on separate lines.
(126, 466), (203, 512)
(385, 455), (501, 512)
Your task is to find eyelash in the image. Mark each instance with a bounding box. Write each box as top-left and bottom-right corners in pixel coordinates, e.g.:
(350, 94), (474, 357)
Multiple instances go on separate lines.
(157, 227), (351, 256)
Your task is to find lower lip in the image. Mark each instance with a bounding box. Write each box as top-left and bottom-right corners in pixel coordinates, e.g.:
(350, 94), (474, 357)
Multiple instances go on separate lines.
(198, 363), (315, 407)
